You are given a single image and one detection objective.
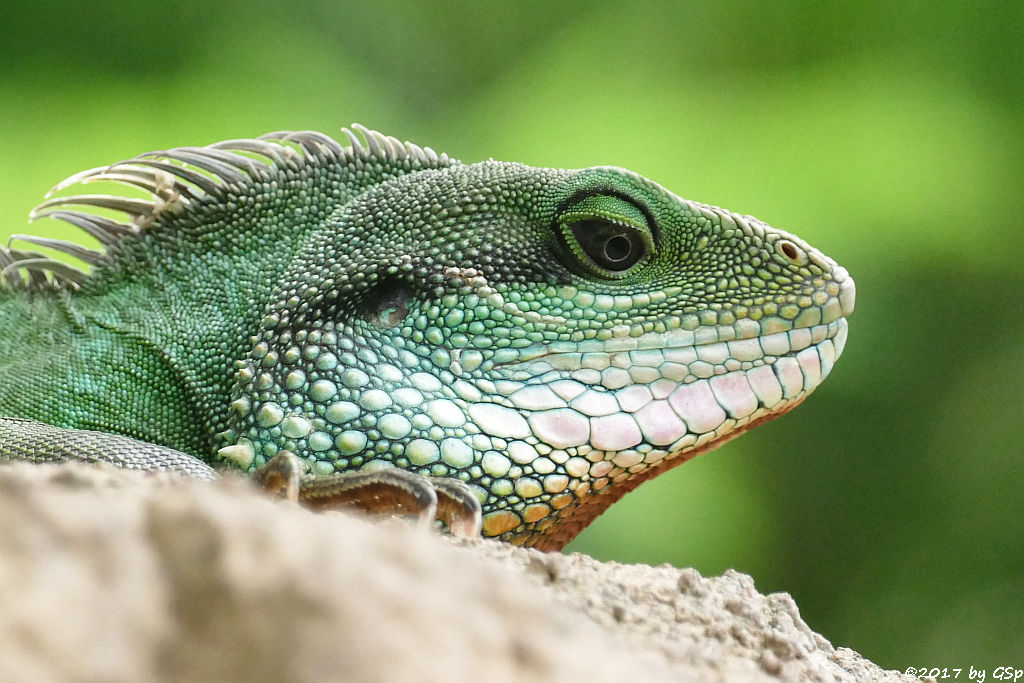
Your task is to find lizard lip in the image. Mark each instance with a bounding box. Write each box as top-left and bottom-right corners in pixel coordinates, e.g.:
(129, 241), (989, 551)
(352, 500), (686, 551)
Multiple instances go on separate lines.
(491, 308), (850, 370)
(500, 316), (847, 368)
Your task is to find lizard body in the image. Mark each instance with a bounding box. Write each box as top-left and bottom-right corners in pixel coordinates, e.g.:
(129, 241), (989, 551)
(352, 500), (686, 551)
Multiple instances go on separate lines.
(0, 126), (854, 549)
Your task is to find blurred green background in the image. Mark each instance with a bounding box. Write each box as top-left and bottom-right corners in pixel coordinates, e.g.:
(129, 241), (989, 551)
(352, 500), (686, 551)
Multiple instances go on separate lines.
(2, 0), (1021, 670)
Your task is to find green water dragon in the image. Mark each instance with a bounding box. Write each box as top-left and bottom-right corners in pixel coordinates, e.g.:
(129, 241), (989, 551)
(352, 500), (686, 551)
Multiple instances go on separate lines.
(0, 125), (855, 549)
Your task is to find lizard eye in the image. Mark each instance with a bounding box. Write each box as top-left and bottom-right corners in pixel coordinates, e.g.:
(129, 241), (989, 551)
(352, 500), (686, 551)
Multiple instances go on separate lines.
(570, 220), (645, 271)
(557, 194), (655, 279)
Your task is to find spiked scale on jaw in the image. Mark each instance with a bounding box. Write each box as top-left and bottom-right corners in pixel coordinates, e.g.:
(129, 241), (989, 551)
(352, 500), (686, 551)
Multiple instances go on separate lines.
(0, 125), (454, 291)
(0, 125), (854, 549)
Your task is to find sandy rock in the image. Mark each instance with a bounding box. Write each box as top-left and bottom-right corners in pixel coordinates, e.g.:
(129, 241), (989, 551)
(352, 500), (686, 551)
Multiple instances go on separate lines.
(0, 463), (912, 683)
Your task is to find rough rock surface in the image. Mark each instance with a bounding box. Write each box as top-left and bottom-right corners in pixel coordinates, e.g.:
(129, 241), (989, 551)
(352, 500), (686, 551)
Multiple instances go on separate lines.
(0, 463), (912, 682)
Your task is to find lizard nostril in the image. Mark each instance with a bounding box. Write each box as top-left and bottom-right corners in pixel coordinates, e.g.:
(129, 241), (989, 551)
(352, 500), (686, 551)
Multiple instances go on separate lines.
(774, 239), (809, 267)
(778, 240), (801, 262)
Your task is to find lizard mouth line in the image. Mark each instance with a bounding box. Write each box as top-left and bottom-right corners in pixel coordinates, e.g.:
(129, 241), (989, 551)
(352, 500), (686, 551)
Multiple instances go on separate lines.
(491, 316), (849, 372)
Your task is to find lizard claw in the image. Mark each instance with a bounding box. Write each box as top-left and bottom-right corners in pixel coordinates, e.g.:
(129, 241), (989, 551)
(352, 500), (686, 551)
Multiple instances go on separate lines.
(251, 450), (303, 502)
(430, 477), (483, 538)
(253, 451), (482, 537)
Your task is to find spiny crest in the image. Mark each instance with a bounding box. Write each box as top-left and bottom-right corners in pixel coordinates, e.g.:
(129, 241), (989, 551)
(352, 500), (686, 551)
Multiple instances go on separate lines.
(1, 125), (455, 292)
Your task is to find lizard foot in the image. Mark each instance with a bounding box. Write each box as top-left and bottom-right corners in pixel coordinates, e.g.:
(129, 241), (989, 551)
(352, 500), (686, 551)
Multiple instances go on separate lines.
(252, 452), (482, 537)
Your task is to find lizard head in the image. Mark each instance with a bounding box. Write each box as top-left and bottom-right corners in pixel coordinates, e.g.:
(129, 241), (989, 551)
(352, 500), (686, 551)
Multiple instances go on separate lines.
(225, 151), (855, 548)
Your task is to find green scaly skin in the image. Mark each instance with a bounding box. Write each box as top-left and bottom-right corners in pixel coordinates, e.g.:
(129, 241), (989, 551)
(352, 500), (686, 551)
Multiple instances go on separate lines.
(0, 126), (855, 549)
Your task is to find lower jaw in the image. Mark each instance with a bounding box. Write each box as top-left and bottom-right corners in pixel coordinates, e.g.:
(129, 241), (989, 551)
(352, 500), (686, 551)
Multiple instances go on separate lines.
(494, 323), (847, 548)
(505, 395), (807, 551)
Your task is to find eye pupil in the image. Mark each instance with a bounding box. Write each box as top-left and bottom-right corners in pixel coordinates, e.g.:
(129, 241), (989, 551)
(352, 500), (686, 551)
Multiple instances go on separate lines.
(570, 220), (646, 273)
(604, 234), (632, 262)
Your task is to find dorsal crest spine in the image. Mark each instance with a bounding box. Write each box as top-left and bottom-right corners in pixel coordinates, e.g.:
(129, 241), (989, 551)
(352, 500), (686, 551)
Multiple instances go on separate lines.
(1, 125), (456, 292)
